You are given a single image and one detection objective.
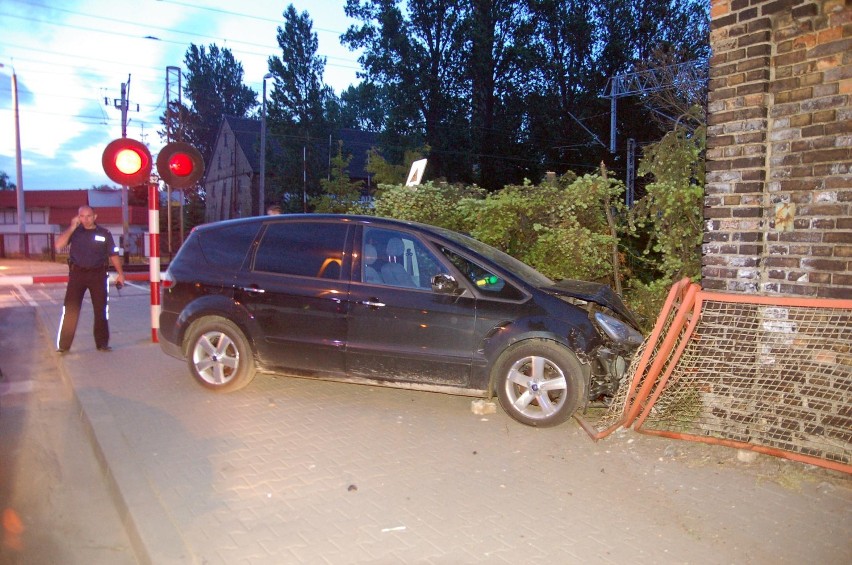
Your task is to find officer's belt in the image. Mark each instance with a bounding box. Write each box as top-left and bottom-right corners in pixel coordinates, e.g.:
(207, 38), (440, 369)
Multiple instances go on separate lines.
(70, 264), (106, 273)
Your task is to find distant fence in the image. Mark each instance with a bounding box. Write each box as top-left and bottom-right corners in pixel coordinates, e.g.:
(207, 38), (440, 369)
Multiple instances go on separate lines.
(0, 232), (148, 262)
(576, 278), (852, 474)
(0, 233), (57, 260)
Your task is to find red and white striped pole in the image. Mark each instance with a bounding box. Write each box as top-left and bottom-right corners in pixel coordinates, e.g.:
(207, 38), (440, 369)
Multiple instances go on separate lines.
(148, 178), (161, 343)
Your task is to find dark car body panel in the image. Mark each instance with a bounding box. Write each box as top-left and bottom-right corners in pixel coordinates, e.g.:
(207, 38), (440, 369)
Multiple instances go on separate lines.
(160, 214), (641, 399)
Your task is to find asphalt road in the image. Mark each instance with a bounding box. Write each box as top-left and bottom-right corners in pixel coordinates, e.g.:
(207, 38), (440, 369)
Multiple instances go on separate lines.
(0, 304), (136, 564)
(1, 259), (850, 564)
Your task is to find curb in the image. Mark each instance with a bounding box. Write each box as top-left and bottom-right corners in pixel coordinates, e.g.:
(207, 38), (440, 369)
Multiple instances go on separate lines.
(35, 303), (195, 565)
(0, 272), (160, 286)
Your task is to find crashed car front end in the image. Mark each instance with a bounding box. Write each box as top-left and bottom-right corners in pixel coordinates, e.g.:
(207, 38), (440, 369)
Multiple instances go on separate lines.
(545, 280), (645, 401)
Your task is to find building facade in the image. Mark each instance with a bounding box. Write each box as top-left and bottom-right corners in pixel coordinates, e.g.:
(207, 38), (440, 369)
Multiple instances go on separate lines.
(705, 0), (851, 298)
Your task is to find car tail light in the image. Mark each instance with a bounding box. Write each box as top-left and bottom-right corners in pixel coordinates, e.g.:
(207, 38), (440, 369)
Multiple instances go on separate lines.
(161, 271), (175, 290)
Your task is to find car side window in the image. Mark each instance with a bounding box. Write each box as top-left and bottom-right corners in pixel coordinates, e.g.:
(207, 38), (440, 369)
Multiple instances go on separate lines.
(196, 222), (261, 271)
(362, 227), (447, 288)
(439, 246), (525, 300)
(254, 222), (348, 279)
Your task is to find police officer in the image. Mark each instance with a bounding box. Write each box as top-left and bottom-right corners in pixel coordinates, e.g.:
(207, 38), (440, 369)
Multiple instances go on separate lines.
(55, 205), (126, 353)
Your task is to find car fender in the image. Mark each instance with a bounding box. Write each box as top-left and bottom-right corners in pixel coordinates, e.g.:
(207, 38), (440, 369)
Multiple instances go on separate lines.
(174, 294), (260, 358)
(478, 314), (599, 395)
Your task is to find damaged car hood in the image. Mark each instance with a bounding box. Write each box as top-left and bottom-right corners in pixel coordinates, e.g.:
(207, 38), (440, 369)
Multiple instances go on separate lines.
(542, 279), (640, 329)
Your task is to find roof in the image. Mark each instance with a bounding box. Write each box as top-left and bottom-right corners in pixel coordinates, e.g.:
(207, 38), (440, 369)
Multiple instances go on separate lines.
(207, 117), (377, 181)
(224, 115), (262, 170)
(0, 189), (147, 227)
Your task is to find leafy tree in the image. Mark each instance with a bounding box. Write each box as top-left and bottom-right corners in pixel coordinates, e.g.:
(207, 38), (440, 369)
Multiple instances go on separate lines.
(365, 146), (430, 185)
(161, 44), (258, 162)
(624, 105), (705, 325)
(158, 43), (257, 234)
(337, 81), (387, 132)
(343, 0), (469, 181)
(465, 0), (529, 189)
(371, 181), (477, 230)
(312, 142), (366, 213)
(0, 171), (15, 190)
(267, 4), (337, 210)
(631, 105), (705, 282)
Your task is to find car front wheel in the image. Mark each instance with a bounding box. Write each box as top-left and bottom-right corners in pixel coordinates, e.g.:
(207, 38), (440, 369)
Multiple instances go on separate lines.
(493, 339), (586, 427)
(185, 317), (256, 392)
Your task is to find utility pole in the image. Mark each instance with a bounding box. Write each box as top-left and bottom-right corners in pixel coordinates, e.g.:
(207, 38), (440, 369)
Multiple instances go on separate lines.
(106, 74), (138, 262)
(165, 66), (182, 256)
(1, 63), (26, 254)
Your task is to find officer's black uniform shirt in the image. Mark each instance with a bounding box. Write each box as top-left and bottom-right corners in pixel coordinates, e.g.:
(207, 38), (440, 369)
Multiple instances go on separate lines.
(68, 225), (118, 269)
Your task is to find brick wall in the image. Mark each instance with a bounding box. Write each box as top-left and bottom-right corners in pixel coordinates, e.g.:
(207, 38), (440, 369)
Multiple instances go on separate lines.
(705, 0), (851, 299)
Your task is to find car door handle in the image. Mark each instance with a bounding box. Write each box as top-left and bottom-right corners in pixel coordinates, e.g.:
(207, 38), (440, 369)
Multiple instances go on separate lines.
(360, 299), (385, 308)
(240, 286), (265, 294)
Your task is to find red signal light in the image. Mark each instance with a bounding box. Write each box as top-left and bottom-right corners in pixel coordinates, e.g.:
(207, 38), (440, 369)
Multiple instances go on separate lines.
(102, 138), (152, 186)
(168, 152), (193, 176)
(157, 142), (204, 189)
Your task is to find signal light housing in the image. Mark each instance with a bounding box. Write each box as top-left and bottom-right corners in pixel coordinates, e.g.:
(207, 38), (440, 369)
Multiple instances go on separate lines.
(102, 138), (152, 186)
(157, 142), (204, 189)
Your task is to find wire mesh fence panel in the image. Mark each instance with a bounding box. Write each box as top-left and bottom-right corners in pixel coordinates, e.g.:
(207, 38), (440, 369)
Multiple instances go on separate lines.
(575, 278), (700, 439)
(634, 292), (852, 473)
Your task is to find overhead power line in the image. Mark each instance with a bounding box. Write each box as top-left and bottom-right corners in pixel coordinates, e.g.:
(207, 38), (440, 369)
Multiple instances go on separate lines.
(601, 60), (708, 152)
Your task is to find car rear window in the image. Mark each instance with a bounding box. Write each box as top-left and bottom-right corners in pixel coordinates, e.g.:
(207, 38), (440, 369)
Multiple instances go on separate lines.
(195, 221), (261, 271)
(253, 221), (348, 279)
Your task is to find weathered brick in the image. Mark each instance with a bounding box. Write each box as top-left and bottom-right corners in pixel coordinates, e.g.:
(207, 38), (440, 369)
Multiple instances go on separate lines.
(810, 37), (852, 59)
(778, 283), (818, 296)
(761, 0), (796, 16)
(831, 273), (852, 288)
(738, 82), (770, 96)
(739, 244), (764, 255)
(706, 0), (851, 299)
(801, 94), (848, 111)
(801, 124), (827, 137)
(825, 120), (852, 135)
(824, 231), (852, 244)
(740, 7), (759, 22)
(765, 256), (803, 268)
(791, 3), (818, 18)
(818, 286), (852, 299)
(732, 156), (768, 169)
(775, 49), (807, 68)
(811, 245), (835, 257)
(713, 12), (738, 30)
(801, 147), (852, 163)
(812, 218), (837, 229)
(806, 272), (831, 284)
(802, 257), (847, 270)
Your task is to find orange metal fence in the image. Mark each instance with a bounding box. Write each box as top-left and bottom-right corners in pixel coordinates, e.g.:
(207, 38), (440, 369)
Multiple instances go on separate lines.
(576, 279), (852, 474)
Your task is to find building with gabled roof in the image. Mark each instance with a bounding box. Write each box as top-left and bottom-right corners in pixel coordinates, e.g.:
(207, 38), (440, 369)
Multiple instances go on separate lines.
(0, 188), (148, 257)
(204, 116), (378, 223)
(203, 116), (261, 223)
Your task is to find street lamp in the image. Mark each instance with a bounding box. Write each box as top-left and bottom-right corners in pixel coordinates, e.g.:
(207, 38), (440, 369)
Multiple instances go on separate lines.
(0, 63), (26, 253)
(259, 73), (272, 214)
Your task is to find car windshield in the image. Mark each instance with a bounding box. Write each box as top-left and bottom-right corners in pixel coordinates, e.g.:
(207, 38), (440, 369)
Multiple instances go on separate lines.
(432, 227), (554, 287)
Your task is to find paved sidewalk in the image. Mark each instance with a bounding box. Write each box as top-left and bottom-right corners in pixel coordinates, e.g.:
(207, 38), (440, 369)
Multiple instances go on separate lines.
(3, 259), (851, 564)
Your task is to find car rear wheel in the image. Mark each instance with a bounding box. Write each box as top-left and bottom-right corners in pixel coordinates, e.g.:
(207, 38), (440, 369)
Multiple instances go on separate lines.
(493, 339), (586, 427)
(185, 317), (256, 392)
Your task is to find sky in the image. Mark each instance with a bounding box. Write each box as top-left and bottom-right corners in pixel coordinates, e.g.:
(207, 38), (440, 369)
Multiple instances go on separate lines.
(0, 0), (363, 190)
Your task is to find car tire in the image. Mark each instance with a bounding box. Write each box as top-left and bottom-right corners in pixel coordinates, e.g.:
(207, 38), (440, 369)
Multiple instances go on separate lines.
(185, 316), (256, 392)
(493, 339), (586, 427)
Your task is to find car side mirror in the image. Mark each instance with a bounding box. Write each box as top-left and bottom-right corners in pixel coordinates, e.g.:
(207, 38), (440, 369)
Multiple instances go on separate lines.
(431, 273), (461, 294)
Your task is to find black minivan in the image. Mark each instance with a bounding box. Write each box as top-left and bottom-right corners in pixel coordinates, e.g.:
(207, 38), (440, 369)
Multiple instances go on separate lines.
(159, 214), (643, 427)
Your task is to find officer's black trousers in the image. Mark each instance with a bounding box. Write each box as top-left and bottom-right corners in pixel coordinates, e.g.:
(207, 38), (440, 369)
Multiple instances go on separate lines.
(57, 269), (110, 350)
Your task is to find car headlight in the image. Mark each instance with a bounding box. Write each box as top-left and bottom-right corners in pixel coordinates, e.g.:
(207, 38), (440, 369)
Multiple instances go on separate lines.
(594, 312), (644, 347)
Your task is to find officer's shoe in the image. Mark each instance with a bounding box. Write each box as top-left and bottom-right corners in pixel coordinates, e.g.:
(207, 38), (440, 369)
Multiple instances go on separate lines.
(97, 346), (113, 352)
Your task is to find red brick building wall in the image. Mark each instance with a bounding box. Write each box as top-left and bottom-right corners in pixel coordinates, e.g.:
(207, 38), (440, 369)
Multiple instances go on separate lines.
(705, 0), (851, 298)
